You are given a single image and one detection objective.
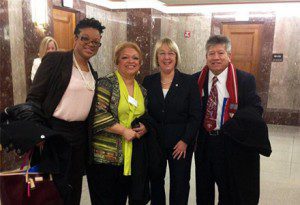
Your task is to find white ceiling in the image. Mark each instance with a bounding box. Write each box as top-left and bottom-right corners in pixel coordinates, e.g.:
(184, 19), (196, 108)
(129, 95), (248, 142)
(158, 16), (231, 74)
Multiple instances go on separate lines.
(83, 0), (300, 14)
(106, 0), (300, 5)
(159, 0), (300, 5)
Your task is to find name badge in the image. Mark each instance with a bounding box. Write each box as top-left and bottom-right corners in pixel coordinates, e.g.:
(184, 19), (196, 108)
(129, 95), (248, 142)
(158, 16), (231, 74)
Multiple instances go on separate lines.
(128, 96), (138, 107)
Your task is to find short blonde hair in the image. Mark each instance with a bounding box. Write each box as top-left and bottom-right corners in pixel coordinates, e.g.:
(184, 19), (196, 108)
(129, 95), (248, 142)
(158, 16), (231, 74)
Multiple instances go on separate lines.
(153, 38), (181, 68)
(114, 42), (142, 65)
(38, 36), (58, 58)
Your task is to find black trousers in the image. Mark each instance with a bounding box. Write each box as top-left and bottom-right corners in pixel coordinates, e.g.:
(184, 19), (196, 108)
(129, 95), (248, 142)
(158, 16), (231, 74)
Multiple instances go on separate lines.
(150, 146), (193, 205)
(48, 117), (87, 205)
(86, 163), (145, 205)
(195, 133), (232, 205)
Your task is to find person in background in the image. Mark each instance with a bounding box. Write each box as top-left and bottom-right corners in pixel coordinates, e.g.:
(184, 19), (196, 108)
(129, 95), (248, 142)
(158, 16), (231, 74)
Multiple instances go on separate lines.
(87, 41), (155, 205)
(26, 18), (105, 205)
(31, 36), (58, 81)
(142, 38), (201, 205)
(194, 35), (271, 204)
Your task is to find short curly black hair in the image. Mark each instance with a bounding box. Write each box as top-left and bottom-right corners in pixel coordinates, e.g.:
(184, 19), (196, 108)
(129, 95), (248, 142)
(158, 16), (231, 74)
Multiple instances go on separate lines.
(74, 18), (105, 36)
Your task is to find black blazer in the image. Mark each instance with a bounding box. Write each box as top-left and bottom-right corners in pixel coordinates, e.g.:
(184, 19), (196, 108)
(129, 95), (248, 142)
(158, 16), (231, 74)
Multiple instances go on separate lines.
(25, 51), (98, 193)
(193, 69), (263, 139)
(193, 69), (265, 205)
(222, 107), (271, 205)
(143, 69), (201, 148)
(27, 50), (98, 118)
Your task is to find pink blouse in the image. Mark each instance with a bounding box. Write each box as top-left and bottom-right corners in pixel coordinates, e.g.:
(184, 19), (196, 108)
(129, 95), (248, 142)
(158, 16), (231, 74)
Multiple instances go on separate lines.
(53, 66), (95, 121)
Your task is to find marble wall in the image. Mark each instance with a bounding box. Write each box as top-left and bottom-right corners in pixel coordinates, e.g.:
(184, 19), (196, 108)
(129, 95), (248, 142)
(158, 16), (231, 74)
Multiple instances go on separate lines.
(160, 14), (211, 74)
(86, 7), (162, 80)
(0, 0), (52, 110)
(211, 12), (276, 111)
(0, 0), (13, 111)
(268, 16), (300, 111)
(127, 8), (162, 80)
(0, 0), (299, 125)
(8, 0), (27, 105)
(86, 5), (127, 77)
(264, 15), (300, 125)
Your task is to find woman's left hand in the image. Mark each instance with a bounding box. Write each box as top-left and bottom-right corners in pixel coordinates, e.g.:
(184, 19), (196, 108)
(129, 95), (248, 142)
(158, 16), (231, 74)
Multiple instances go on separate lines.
(132, 123), (147, 138)
(172, 140), (187, 160)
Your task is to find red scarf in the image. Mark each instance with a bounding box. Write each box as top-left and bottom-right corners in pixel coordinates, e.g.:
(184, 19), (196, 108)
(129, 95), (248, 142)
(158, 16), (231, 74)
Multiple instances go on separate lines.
(197, 62), (238, 124)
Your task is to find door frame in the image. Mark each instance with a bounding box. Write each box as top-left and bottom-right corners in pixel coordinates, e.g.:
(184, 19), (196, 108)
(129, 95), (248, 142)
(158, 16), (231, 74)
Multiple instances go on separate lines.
(52, 5), (81, 23)
(210, 13), (276, 111)
(222, 23), (263, 80)
(51, 5), (80, 50)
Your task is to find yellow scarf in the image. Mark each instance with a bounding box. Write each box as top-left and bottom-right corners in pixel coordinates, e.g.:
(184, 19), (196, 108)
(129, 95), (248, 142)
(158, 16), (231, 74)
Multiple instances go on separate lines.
(115, 71), (145, 175)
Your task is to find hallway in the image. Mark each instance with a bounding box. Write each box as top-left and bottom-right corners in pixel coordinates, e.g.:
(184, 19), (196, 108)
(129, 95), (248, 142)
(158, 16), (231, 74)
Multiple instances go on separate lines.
(80, 124), (300, 205)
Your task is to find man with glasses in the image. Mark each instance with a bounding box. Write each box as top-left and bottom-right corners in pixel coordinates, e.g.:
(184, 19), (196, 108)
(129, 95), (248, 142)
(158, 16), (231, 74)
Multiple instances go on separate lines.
(27, 18), (105, 205)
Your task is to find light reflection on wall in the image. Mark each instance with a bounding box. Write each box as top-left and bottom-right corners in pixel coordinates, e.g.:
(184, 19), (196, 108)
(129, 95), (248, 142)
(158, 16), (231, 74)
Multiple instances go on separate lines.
(83, 1), (299, 123)
(30, 0), (48, 29)
(1, 0), (299, 124)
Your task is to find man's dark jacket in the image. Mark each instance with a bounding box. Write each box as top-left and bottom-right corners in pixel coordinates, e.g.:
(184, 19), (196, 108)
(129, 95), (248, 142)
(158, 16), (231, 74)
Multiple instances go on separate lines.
(194, 69), (271, 204)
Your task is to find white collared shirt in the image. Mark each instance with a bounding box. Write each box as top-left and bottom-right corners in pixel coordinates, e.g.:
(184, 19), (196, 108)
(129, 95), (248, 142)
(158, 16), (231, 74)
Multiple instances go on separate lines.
(207, 68), (229, 130)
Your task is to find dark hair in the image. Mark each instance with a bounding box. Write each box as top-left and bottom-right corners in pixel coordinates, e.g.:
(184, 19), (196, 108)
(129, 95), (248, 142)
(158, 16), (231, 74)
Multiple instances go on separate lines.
(74, 18), (105, 36)
(205, 35), (231, 54)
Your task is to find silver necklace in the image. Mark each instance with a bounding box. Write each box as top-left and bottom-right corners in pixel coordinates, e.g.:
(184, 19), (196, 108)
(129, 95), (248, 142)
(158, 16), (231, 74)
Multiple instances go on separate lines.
(161, 80), (172, 85)
(73, 54), (95, 91)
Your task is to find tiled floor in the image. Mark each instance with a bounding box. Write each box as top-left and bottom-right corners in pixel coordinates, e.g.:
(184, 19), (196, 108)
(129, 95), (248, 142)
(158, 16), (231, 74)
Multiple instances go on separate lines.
(80, 124), (300, 205)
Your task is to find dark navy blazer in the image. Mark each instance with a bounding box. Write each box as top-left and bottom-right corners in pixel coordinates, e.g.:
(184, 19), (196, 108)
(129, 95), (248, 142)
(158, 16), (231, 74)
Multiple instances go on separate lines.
(143, 69), (201, 149)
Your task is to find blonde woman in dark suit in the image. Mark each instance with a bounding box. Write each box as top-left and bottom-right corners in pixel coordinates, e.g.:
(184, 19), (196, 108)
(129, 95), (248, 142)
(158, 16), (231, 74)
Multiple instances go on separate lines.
(143, 38), (201, 205)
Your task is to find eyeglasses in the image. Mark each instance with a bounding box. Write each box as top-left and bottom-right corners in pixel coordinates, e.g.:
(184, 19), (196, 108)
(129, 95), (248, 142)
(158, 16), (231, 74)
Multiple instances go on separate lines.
(77, 35), (102, 47)
(158, 51), (176, 58)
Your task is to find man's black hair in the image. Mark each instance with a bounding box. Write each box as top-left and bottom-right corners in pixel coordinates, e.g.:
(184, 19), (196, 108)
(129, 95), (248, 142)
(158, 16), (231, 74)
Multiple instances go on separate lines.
(74, 18), (106, 35)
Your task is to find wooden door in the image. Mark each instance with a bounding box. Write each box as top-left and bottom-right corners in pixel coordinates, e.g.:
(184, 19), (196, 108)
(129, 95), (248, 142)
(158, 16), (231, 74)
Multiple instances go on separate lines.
(222, 23), (262, 79)
(52, 8), (76, 51)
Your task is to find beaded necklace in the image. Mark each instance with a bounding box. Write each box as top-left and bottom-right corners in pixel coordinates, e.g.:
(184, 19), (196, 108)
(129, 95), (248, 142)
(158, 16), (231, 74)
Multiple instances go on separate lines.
(73, 54), (95, 91)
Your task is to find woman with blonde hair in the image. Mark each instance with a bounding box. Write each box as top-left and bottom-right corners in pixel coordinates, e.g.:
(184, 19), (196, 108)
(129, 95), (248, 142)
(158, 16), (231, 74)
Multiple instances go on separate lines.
(87, 41), (159, 205)
(31, 36), (58, 81)
(143, 38), (201, 205)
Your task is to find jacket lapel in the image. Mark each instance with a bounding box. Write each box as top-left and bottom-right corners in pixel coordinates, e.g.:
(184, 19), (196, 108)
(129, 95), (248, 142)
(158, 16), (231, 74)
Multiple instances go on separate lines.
(60, 51), (73, 94)
(165, 69), (181, 104)
(152, 73), (165, 106)
(201, 72), (209, 110)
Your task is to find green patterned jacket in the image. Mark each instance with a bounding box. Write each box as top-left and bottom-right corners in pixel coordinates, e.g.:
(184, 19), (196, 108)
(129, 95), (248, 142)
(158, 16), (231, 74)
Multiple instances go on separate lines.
(91, 72), (147, 165)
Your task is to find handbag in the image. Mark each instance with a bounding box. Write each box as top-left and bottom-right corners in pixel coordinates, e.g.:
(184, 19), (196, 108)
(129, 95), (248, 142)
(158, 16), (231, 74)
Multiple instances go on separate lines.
(0, 151), (63, 205)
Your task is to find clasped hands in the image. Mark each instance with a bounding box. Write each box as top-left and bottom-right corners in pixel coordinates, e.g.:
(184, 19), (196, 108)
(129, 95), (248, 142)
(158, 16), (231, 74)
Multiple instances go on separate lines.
(123, 122), (147, 141)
